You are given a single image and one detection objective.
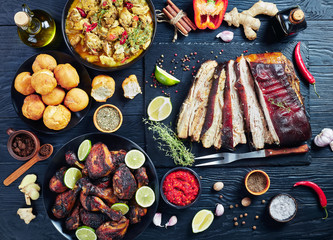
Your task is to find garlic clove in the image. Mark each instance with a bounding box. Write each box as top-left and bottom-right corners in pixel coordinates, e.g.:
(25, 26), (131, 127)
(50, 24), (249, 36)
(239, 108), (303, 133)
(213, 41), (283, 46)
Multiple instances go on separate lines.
(153, 213), (164, 227)
(215, 203), (224, 216)
(330, 141), (333, 151)
(216, 31), (234, 43)
(165, 216), (177, 228)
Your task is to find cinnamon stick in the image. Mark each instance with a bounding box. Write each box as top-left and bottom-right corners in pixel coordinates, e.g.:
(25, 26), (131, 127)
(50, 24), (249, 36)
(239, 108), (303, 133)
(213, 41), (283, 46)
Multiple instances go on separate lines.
(162, 8), (188, 35)
(167, 0), (197, 30)
(165, 5), (191, 33)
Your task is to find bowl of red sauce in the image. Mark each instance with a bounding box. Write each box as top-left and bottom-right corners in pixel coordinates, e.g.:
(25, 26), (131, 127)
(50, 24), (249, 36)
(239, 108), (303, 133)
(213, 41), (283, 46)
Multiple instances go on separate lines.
(160, 167), (201, 209)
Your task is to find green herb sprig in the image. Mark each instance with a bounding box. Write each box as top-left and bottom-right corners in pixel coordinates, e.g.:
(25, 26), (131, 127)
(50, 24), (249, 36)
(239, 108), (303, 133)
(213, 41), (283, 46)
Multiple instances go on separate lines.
(143, 119), (195, 166)
(268, 98), (291, 112)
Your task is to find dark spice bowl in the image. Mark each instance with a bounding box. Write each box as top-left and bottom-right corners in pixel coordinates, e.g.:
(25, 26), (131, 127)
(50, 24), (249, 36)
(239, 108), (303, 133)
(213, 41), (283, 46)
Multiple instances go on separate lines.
(268, 193), (297, 223)
(160, 167), (201, 209)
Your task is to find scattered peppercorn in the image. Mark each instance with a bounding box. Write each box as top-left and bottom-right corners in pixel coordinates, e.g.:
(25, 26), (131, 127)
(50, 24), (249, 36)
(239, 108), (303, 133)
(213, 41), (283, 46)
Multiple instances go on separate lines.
(233, 217), (237, 221)
(174, 53), (177, 56)
(252, 226), (257, 230)
(161, 54), (164, 58)
(255, 215), (259, 219)
(219, 195), (223, 199)
(200, 176), (202, 179)
(234, 222), (239, 226)
(240, 214), (243, 218)
(262, 200), (266, 204)
(242, 221), (246, 225)
(230, 205), (234, 209)
(235, 204), (239, 208)
(244, 213), (248, 217)
(211, 51), (213, 54)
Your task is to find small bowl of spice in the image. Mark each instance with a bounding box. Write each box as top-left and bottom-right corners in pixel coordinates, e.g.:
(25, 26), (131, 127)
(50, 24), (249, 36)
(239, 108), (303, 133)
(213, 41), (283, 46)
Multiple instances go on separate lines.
(245, 170), (270, 195)
(160, 167), (201, 209)
(269, 193), (297, 222)
(6, 128), (40, 161)
(93, 104), (123, 133)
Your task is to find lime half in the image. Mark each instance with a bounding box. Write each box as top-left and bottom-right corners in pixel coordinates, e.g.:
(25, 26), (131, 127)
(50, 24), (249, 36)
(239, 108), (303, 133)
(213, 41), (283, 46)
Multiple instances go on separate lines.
(135, 186), (155, 208)
(147, 96), (172, 121)
(155, 65), (180, 86)
(111, 203), (130, 215)
(64, 167), (82, 189)
(192, 209), (214, 233)
(75, 226), (97, 240)
(78, 139), (92, 161)
(125, 149), (145, 169)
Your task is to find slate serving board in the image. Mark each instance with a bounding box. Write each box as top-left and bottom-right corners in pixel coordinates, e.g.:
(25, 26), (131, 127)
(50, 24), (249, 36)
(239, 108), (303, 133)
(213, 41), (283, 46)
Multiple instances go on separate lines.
(144, 41), (311, 167)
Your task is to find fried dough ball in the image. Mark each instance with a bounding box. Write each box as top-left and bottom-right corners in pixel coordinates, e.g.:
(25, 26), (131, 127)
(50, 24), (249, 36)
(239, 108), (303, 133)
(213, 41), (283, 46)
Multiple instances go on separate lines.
(22, 94), (45, 120)
(32, 54), (57, 73)
(91, 75), (115, 102)
(43, 105), (71, 130)
(42, 87), (66, 106)
(31, 69), (57, 95)
(64, 88), (89, 112)
(14, 72), (35, 95)
(54, 64), (80, 90)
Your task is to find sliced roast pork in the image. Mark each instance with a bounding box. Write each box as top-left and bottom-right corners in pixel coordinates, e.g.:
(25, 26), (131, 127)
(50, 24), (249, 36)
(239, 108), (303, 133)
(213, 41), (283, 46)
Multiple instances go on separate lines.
(200, 63), (226, 149)
(245, 52), (311, 146)
(235, 55), (274, 149)
(177, 60), (218, 140)
(221, 60), (247, 150)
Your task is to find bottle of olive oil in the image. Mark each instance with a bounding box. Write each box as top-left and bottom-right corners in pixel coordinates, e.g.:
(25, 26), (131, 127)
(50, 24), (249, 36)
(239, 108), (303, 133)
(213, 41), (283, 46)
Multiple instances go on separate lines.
(14, 4), (56, 48)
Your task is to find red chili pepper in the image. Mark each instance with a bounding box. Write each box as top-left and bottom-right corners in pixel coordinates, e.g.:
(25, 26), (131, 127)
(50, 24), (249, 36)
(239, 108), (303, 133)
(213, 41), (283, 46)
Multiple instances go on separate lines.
(85, 22), (97, 32)
(125, 2), (133, 10)
(294, 181), (328, 219)
(121, 56), (129, 63)
(120, 31), (128, 44)
(102, 1), (107, 6)
(294, 42), (320, 98)
(193, 0), (228, 30)
(76, 7), (87, 18)
(133, 15), (139, 21)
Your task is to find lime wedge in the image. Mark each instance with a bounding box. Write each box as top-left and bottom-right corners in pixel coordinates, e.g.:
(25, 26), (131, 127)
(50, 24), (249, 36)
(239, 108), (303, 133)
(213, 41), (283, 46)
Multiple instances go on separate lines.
(64, 167), (82, 189)
(192, 209), (214, 233)
(78, 139), (92, 161)
(125, 149), (145, 169)
(155, 65), (180, 86)
(135, 186), (155, 208)
(111, 203), (130, 215)
(147, 96), (172, 121)
(75, 226), (97, 240)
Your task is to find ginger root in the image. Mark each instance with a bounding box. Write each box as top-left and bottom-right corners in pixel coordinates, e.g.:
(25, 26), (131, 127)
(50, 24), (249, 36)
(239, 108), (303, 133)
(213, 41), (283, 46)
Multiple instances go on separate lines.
(17, 208), (36, 224)
(224, 1), (278, 40)
(19, 174), (40, 205)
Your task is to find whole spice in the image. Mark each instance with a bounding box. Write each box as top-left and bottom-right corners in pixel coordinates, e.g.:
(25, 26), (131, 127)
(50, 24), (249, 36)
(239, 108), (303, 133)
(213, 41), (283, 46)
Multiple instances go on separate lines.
(165, 216), (177, 228)
(120, 31), (128, 45)
(216, 31), (234, 42)
(125, 2), (133, 9)
(294, 181), (328, 219)
(294, 42), (320, 97)
(39, 144), (51, 156)
(76, 7), (87, 18)
(314, 128), (333, 147)
(84, 22), (97, 32)
(241, 197), (251, 207)
(247, 172), (267, 193)
(12, 134), (35, 157)
(153, 213), (163, 227)
(215, 203), (224, 216)
(143, 120), (195, 166)
(193, 0), (228, 30)
(96, 107), (121, 131)
(213, 181), (224, 191)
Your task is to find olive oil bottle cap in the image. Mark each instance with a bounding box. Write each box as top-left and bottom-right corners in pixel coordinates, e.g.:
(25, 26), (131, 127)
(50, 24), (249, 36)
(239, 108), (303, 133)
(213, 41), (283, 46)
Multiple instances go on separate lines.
(292, 9), (305, 22)
(14, 11), (31, 27)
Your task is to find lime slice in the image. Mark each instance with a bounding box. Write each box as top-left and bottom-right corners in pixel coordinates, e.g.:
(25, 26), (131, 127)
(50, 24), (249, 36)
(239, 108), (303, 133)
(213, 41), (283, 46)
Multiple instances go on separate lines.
(78, 139), (92, 161)
(192, 209), (214, 233)
(75, 226), (97, 240)
(135, 186), (155, 208)
(64, 167), (82, 189)
(147, 96), (172, 121)
(155, 65), (180, 86)
(111, 203), (130, 215)
(125, 149), (145, 169)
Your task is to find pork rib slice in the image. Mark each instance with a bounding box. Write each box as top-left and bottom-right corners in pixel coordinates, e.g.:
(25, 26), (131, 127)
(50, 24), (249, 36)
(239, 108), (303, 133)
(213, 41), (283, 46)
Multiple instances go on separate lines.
(245, 52), (311, 146)
(235, 55), (273, 149)
(200, 63), (226, 149)
(177, 60), (218, 140)
(221, 60), (247, 150)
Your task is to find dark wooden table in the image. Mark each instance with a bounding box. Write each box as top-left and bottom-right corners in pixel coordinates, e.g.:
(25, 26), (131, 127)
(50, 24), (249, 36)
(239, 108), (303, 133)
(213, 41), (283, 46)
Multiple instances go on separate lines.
(1, 0), (333, 239)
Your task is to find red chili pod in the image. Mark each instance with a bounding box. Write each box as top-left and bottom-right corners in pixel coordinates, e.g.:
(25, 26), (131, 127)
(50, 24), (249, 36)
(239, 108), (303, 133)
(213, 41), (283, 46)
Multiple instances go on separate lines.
(76, 7), (87, 18)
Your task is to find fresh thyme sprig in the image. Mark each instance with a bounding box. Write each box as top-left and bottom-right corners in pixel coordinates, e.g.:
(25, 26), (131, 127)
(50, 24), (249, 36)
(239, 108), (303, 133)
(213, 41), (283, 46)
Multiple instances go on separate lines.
(268, 98), (291, 112)
(143, 119), (195, 166)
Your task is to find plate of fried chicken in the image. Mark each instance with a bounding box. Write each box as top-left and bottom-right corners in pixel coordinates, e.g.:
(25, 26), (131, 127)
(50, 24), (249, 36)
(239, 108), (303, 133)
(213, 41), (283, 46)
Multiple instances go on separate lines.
(43, 133), (159, 240)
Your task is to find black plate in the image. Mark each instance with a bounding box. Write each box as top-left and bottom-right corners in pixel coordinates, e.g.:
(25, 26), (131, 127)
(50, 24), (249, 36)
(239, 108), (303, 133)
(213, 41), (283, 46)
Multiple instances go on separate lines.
(61, 0), (157, 72)
(11, 50), (92, 134)
(43, 133), (159, 240)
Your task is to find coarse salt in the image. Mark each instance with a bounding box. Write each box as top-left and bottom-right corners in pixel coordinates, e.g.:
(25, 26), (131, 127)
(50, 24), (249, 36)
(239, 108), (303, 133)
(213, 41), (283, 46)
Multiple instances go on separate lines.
(269, 194), (296, 221)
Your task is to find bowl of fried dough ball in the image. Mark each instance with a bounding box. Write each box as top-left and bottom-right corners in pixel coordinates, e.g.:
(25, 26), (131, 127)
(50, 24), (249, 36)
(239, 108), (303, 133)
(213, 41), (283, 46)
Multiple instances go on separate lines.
(12, 51), (92, 134)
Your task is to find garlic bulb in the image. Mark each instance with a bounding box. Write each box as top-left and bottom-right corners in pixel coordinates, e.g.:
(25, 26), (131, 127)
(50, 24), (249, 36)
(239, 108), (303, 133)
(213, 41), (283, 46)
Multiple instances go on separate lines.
(153, 213), (163, 227)
(216, 31), (234, 42)
(314, 128), (333, 147)
(165, 216), (177, 228)
(215, 203), (224, 216)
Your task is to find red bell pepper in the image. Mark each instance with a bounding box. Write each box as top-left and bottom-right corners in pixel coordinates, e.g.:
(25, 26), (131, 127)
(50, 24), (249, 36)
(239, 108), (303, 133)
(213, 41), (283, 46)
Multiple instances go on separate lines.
(193, 0), (228, 30)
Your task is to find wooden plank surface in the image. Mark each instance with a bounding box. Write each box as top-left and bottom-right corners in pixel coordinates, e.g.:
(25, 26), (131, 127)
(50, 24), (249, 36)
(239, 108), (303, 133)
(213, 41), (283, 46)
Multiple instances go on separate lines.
(1, 0), (333, 240)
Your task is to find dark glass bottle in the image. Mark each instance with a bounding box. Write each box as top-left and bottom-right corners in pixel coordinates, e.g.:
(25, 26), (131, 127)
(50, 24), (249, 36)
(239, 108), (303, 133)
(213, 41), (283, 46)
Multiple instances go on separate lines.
(14, 4), (56, 48)
(271, 6), (307, 39)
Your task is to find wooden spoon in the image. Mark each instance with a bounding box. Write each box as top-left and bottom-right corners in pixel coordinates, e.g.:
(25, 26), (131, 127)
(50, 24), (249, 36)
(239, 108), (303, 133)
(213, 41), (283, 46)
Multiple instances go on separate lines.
(3, 144), (53, 186)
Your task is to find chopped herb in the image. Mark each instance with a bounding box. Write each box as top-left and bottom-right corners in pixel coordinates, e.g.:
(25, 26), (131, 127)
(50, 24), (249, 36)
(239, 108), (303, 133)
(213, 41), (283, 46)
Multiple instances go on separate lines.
(268, 98), (291, 112)
(143, 119), (195, 166)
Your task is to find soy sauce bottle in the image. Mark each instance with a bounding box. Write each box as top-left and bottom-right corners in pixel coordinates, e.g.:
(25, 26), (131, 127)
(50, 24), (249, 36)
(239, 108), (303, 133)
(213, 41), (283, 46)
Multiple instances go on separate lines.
(271, 6), (307, 39)
(14, 4), (56, 48)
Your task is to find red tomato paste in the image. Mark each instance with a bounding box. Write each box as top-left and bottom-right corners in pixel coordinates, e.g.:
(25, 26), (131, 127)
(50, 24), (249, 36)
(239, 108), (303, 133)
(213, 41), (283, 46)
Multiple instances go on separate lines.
(162, 170), (200, 206)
